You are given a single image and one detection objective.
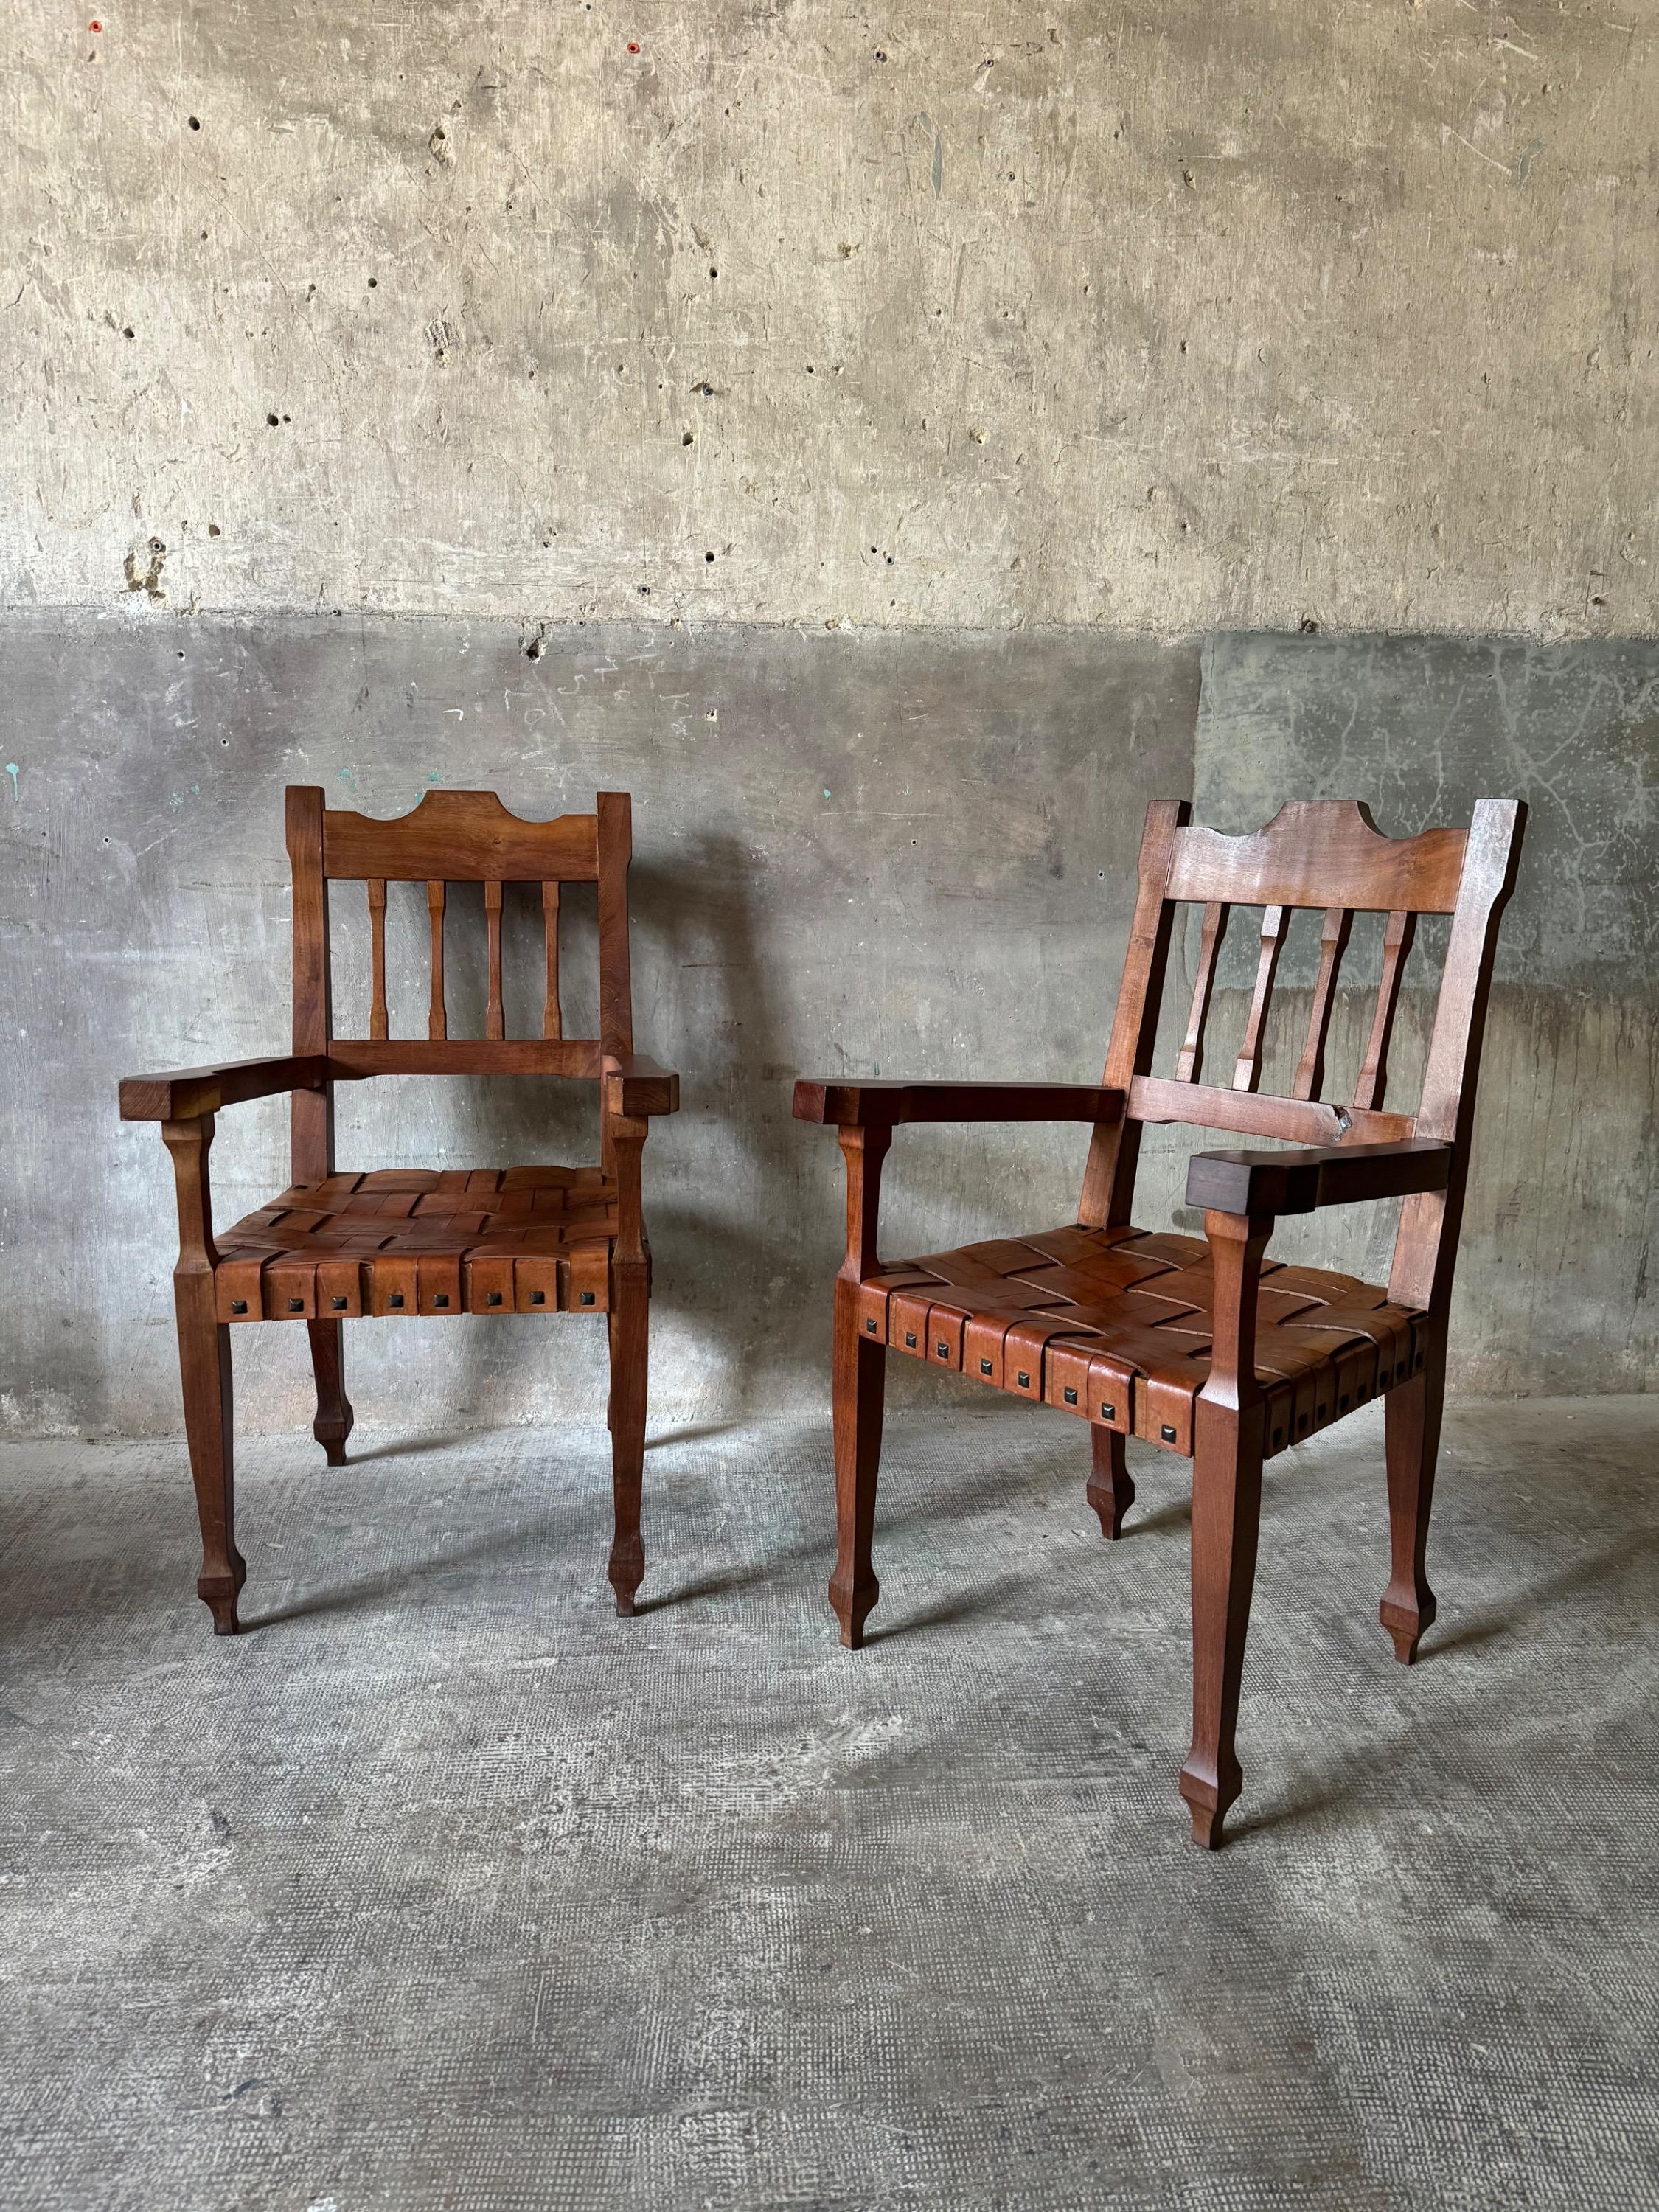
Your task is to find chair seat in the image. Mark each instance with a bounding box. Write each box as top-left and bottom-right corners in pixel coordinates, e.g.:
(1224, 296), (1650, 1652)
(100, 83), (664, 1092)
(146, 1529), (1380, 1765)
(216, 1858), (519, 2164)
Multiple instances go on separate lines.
(213, 1167), (621, 1321)
(859, 1225), (1427, 1457)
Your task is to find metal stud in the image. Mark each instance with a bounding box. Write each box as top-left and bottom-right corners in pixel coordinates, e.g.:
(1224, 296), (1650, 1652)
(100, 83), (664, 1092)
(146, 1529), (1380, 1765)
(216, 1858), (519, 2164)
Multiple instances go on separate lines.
(1161, 1423), (1177, 1443)
(434, 1294), (450, 1309)
(866, 1318), (877, 1334)
(1100, 1402), (1115, 1422)
(529, 1290), (545, 1305)
(1062, 1387), (1078, 1405)
(934, 1339), (947, 1358)
(288, 1298), (304, 1312)
(331, 1296), (347, 1311)
(487, 1291), (503, 1307)
(390, 1293), (406, 1309)
(1017, 1371), (1030, 1389)
(904, 1332), (917, 1347)
(230, 1300), (248, 1315)
(1339, 1393), (1350, 1411)
(980, 1359), (993, 1375)
(580, 1290), (595, 1306)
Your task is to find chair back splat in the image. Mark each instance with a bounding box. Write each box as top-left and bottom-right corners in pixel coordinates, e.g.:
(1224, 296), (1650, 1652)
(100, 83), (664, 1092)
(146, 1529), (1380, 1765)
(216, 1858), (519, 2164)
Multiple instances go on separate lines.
(285, 785), (635, 1183)
(1078, 797), (1524, 1320)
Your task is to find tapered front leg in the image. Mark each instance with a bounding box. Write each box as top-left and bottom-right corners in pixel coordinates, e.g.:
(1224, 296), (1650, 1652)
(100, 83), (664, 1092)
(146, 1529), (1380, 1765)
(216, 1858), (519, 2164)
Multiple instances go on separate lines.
(1180, 1405), (1265, 1848)
(1178, 1209), (1272, 1849)
(830, 1276), (886, 1646)
(1381, 1338), (1445, 1663)
(175, 1287), (245, 1635)
(607, 1267), (648, 1615)
(162, 1118), (245, 1636)
(307, 1318), (355, 1467)
(1088, 1427), (1135, 1540)
(828, 1123), (890, 1649)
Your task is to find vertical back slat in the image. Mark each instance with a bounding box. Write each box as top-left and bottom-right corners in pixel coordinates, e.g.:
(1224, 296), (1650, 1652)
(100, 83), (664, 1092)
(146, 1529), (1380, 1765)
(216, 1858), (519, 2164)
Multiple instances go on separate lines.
(1354, 909), (1416, 1112)
(596, 791), (634, 1054)
(484, 881), (505, 1041)
(1292, 906), (1352, 1102)
(427, 881), (448, 1043)
(1175, 902), (1229, 1084)
(1231, 905), (1288, 1093)
(542, 882), (563, 1040)
(366, 880), (389, 1042)
(285, 786), (335, 1185)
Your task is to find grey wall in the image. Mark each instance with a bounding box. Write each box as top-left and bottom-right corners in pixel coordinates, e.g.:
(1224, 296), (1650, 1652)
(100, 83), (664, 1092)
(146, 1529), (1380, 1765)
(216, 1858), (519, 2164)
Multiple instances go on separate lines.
(1, 4), (1654, 1437)
(1, 615), (1652, 1439)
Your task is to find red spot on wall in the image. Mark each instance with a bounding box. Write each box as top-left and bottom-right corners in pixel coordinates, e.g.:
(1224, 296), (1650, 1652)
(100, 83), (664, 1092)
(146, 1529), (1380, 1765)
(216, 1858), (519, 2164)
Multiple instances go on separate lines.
(627, 41), (641, 53)
(89, 18), (102, 29)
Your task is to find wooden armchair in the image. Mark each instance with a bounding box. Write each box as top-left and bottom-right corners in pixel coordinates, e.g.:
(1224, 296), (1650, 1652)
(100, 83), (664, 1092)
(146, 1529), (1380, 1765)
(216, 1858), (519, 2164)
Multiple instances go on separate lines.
(119, 788), (678, 1635)
(794, 798), (1525, 1848)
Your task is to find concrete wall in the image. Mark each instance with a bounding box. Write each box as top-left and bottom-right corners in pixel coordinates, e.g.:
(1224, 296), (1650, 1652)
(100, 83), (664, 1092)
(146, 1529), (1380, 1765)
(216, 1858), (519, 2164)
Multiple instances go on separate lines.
(2, 1), (1654, 636)
(1, 4), (1654, 1436)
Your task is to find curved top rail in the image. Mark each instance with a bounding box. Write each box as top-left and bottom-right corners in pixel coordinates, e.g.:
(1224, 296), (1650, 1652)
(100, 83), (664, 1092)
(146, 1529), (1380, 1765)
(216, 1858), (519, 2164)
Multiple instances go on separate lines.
(317, 788), (602, 881)
(1165, 799), (1467, 914)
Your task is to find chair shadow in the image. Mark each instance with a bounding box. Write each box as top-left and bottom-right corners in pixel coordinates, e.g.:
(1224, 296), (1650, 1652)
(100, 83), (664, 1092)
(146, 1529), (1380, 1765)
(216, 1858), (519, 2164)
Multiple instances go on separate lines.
(1223, 1531), (1657, 1840)
(1413, 1532), (1655, 1662)
(240, 1516), (571, 1632)
(863, 1570), (1037, 1642)
(334, 1430), (479, 1466)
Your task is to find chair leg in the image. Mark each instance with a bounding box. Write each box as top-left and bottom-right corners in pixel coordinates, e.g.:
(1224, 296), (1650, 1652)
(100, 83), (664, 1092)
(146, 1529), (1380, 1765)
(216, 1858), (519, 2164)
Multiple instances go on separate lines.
(1178, 1410), (1265, 1850)
(174, 1278), (246, 1636)
(606, 1273), (648, 1616)
(830, 1283), (885, 1648)
(306, 1318), (355, 1467)
(1087, 1427), (1135, 1540)
(1381, 1345), (1444, 1663)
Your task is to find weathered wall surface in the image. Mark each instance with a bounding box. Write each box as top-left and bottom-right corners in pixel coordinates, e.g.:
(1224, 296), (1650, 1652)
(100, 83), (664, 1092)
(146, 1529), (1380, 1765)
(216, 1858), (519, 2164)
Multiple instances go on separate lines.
(1, 616), (1651, 1439)
(2, 1), (1654, 636)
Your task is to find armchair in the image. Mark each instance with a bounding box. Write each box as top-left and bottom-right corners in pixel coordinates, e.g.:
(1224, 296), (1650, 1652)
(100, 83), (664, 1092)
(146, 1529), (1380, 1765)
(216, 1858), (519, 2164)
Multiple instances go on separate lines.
(120, 788), (679, 1634)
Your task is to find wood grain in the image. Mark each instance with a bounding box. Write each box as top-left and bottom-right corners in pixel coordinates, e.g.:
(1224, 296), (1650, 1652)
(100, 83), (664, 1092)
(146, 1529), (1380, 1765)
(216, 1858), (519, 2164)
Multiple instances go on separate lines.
(322, 789), (599, 881)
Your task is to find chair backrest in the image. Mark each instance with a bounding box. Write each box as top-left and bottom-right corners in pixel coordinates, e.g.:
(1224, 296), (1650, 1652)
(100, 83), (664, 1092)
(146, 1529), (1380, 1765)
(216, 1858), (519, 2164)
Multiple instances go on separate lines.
(284, 786), (633, 1181)
(1079, 798), (1526, 1318)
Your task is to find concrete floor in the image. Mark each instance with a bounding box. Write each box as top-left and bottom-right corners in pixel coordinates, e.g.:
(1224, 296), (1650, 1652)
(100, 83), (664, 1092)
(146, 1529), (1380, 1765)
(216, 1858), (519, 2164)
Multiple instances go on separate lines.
(1, 1397), (1655, 2211)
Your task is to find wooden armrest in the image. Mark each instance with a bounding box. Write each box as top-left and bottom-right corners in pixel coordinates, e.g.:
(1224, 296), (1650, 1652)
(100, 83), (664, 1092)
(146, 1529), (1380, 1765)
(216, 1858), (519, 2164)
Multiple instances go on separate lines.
(602, 1054), (681, 1118)
(119, 1053), (332, 1121)
(1186, 1139), (1453, 1218)
(793, 1079), (1124, 1127)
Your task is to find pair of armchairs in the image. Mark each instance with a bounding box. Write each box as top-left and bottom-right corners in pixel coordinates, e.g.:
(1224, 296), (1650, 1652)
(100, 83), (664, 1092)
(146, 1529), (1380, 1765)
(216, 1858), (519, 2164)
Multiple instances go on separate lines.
(120, 787), (1524, 1848)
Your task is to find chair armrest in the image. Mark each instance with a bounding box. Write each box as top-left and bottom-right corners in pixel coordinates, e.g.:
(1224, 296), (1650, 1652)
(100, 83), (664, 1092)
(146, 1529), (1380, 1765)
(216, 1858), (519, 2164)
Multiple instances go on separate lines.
(1186, 1139), (1452, 1218)
(119, 1054), (332, 1121)
(793, 1079), (1124, 1128)
(601, 1054), (680, 1119)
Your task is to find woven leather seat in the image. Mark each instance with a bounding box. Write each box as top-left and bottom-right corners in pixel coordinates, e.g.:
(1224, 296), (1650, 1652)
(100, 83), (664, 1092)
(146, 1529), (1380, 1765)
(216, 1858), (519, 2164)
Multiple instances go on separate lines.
(860, 1224), (1425, 1458)
(212, 1166), (621, 1321)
